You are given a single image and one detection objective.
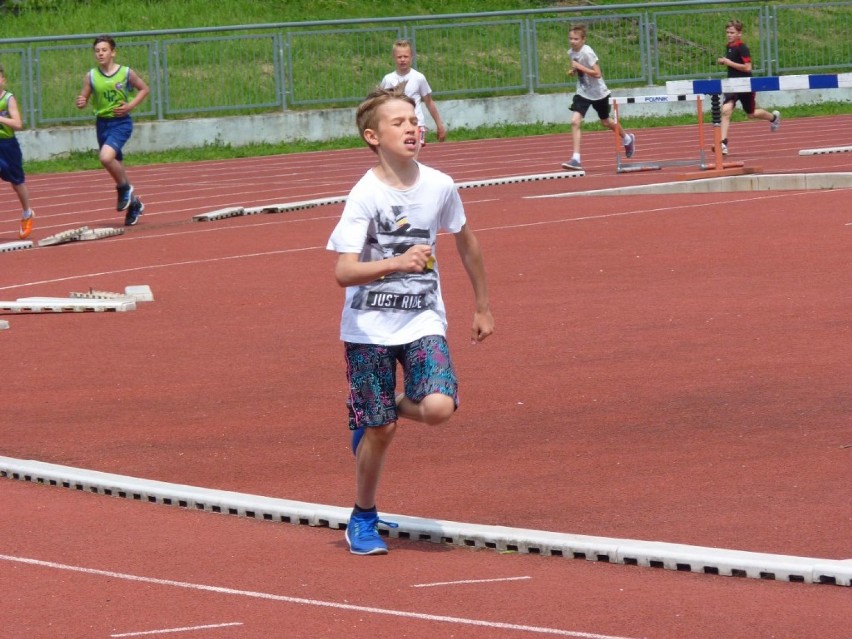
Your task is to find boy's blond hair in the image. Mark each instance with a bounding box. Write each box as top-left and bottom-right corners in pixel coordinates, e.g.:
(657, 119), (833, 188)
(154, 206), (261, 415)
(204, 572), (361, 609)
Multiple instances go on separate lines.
(569, 24), (587, 39)
(726, 19), (744, 33)
(392, 39), (413, 53)
(355, 84), (416, 153)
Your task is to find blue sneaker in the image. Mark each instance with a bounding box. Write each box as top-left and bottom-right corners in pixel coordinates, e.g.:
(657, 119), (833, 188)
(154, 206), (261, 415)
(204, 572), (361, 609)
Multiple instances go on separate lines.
(124, 197), (144, 226)
(345, 510), (398, 555)
(117, 184), (134, 211)
(624, 133), (636, 158)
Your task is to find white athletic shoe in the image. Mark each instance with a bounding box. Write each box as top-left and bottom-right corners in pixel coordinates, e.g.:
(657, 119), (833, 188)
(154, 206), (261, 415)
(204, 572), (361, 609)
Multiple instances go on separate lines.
(770, 111), (781, 132)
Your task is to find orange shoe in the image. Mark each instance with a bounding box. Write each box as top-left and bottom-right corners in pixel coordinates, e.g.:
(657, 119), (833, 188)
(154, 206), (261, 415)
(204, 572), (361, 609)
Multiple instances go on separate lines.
(19, 211), (34, 240)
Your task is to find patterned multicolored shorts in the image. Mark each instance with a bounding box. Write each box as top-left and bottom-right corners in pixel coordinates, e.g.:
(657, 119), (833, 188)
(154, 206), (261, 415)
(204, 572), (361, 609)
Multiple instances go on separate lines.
(344, 334), (458, 431)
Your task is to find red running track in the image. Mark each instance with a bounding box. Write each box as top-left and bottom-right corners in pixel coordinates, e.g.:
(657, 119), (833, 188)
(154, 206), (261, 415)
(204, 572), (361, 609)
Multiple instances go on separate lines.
(1, 116), (851, 638)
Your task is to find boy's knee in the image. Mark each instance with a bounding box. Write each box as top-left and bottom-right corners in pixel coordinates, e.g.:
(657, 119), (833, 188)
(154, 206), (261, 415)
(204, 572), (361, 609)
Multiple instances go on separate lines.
(419, 394), (456, 425)
(363, 422), (397, 447)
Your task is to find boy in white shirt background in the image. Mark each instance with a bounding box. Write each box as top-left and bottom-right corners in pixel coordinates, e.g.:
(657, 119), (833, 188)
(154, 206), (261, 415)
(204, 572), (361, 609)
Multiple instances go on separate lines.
(381, 39), (447, 146)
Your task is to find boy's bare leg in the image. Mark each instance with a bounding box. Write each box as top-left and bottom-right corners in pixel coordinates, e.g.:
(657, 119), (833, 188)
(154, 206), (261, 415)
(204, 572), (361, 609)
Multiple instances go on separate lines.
(571, 112), (583, 156)
(355, 422), (397, 509)
(12, 183), (31, 212)
(396, 393), (455, 426)
(720, 101), (735, 142)
(99, 144), (129, 186)
(748, 108), (774, 122)
(601, 118), (625, 139)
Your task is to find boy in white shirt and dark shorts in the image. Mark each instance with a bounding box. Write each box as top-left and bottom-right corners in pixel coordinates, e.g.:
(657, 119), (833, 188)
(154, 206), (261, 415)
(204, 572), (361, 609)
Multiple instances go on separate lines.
(561, 23), (635, 171)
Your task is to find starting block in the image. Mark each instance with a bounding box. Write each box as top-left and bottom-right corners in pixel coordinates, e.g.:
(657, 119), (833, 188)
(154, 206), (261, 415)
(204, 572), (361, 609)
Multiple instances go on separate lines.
(252, 196), (349, 215)
(70, 284), (154, 302)
(37, 226), (124, 247)
(0, 297), (136, 313)
(799, 145), (852, 156)
(0, 320), (9, 330)
(77, 227), (125, 241)
(192, 206), (245, 222)
(0, 285), (152, 314)
(0, 240), (34, 253)
(38, 226), (89, 247)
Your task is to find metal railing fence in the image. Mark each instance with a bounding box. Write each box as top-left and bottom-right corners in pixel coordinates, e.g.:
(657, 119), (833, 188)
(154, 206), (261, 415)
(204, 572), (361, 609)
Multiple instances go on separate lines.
(0, 1), (849, 129)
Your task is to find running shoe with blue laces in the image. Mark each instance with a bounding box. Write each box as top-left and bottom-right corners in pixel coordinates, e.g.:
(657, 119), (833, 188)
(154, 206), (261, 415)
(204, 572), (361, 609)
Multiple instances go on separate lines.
(346, 510), (398, 555)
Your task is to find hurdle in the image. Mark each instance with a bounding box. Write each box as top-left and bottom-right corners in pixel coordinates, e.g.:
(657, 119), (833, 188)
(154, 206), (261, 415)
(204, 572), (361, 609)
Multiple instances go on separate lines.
(666, 73), (852, 178)
(799, 145), (852, 156)
(612, 93), (707, 173)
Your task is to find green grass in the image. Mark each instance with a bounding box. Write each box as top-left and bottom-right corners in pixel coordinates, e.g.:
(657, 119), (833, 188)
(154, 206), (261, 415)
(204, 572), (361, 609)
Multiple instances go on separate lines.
(2, 0), (553, 35)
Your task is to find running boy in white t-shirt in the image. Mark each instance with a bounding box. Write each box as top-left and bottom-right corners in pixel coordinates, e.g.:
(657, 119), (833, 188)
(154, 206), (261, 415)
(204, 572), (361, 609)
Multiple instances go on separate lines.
(327, 84), (494, 555)
(561, 23), (635, 171)
(380, 39), (447, 146)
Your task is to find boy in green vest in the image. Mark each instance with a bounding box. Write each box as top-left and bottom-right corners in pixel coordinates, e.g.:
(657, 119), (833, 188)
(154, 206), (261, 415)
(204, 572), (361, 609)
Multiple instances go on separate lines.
(0, 65), (35, 239)
(76, 35), (149, 226)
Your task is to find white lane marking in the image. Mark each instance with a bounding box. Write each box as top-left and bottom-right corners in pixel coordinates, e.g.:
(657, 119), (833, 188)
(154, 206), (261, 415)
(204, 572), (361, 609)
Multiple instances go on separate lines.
(1, 554), (639, 639)
(0, 245), (325, 292)
(2, 188), (831, 294)
(110, 622), (243, 637)
(412, 576), (532, 588)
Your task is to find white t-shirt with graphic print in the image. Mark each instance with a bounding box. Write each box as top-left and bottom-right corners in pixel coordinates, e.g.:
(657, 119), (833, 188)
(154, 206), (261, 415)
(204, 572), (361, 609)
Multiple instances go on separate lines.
(327, 163), (466, 345)
(569, 44), (610, 101)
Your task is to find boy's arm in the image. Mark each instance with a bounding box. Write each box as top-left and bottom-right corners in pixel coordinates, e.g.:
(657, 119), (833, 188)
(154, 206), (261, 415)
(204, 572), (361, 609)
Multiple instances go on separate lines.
(571, 59), (602, 78)
(114, 70), (150, 117)
(453, 224), (494, 343)
(422, 93), (447, 142)
(334, 245), (433, 287)
(716, 57), (752, 73)
(75, 73), (92, 109)
(0, 95), (23, 131)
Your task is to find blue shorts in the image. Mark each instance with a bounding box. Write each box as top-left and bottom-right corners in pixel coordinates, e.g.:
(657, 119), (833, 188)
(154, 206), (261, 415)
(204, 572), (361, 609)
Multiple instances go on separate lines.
(96, 116), (133, 161)
(344, 335), (459, 431)
(0, 137), (25, 185)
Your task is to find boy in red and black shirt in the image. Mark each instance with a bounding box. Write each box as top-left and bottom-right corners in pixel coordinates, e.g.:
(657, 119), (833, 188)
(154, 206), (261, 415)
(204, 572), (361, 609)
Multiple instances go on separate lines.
(716, 19), (780, 155)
